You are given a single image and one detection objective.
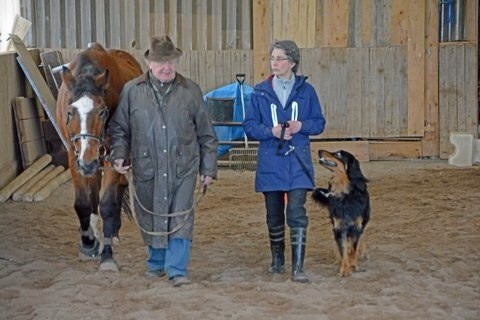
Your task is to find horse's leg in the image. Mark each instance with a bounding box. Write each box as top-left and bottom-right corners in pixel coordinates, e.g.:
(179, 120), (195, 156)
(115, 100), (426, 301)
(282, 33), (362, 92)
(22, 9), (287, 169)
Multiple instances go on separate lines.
(73, 171), (101, 260)
(98, 170), (123, 271)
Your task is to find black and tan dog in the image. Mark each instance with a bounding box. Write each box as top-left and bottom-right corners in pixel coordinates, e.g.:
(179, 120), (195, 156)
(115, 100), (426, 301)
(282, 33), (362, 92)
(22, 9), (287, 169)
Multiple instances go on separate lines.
(312, 150), (370, 277)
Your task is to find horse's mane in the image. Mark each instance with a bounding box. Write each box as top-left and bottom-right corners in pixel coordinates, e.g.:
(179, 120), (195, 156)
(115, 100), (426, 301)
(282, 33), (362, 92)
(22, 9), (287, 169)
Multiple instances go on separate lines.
(69, 52), (108, 102)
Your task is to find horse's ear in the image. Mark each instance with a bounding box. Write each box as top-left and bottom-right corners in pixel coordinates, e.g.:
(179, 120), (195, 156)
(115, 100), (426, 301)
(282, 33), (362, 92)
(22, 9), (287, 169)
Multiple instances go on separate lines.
(95, 69), (109, 91)
(61, 66), (75, 90)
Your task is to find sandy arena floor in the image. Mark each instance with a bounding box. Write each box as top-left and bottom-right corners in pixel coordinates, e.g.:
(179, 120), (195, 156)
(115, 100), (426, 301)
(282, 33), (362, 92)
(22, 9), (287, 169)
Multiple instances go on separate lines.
(0, 159), (479, 319)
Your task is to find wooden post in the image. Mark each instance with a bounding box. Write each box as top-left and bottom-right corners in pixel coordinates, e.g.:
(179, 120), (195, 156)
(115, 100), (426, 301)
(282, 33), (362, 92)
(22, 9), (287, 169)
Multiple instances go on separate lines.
(423, 0), (440, 157)
(252, 0), (270, 84)
(407, 0), (426, 137)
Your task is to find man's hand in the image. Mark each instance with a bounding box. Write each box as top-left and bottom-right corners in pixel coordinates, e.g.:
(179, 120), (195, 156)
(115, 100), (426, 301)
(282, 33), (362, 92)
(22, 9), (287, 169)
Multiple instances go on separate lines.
(113, 159), (130, 174)
(200, 175), (213, 187)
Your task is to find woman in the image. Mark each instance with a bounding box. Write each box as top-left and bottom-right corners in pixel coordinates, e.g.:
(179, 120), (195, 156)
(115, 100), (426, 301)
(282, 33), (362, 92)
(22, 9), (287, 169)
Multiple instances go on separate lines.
(243, 40), (325, 283)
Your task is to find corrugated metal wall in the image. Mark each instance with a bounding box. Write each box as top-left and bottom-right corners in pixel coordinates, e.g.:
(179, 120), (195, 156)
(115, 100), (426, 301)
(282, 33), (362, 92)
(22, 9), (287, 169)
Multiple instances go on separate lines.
(20, 0), (252, 50)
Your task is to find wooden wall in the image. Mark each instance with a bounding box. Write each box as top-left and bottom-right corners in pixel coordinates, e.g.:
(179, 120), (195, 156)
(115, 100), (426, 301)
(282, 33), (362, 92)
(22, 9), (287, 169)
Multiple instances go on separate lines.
(0, 50), (40, 188)
(0, 0), (473, 179)
(439, 42), (478, 158)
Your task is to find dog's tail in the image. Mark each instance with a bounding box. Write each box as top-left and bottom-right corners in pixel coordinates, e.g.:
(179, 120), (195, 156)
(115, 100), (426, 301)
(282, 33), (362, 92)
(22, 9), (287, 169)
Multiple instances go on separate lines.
(311, 188), (330, 205)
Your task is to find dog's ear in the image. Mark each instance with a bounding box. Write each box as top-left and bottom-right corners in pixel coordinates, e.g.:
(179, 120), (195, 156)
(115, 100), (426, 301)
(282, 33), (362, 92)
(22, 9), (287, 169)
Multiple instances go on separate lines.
(346, 155), (367, 182)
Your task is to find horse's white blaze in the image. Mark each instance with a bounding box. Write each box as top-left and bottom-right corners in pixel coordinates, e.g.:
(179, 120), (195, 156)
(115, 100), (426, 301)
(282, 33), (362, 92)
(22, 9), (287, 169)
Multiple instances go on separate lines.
(72, 96), (95, 160)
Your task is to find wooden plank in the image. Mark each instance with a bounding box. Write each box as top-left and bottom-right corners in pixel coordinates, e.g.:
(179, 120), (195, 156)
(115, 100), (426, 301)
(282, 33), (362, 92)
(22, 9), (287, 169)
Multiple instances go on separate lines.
(446, 45), (457, 157)
(252, 0), (270, 84)
(10, 34), (67, 149)
(272, 0), (283, 40)
(464, 44), (478, 135)
(369, 140), (422, 160)
(297, 0), (308, 47)
(455, 45), (467, 132)
(318, 48), (332, 138)
(369, 47), (385, 137)
(323, 0), (332, 46)
(20, 139), (47, 169)
(0, 51), (26, 186)
(34, 169), (71, 202)
(40, 50), (64, 99)
(206, 51), (216, 93)
(406, 0), (425, 136)
(0, 154), (52, 202)
(330, 0), (349, 47)
(438, 44), (450, 158)
(288, 0), (300, 45)
(315, 0), (324, 47)
(12, 164), (55, 201)
(390, 0), (408, 46)
(330, 48), (347, 135)
(14, 97), (46, 167)
(362, 0), (372, 46)
(384, 47), (395, 137)
(422, 0), (440, 157)
(464, 0), (478, 41)
(21, 165), (65, 202)
(360, 48), (371, 137)
(306, 0), (316, 48)
(346, 48), (362, 137)
(64, 0), (77, 48)
(310, 141), (370, 162)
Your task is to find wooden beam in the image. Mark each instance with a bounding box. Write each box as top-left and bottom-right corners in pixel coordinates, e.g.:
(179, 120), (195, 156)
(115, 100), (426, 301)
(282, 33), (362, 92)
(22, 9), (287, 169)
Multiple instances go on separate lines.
(0, 154), (52, 202)
(252, 0), (270, 84)
(422, 0), (440, 157)
(406, 0), (425, 136)
(310, 141), (370, 162)
(369, 140), (422, 160)
(10, 34), (68, 149)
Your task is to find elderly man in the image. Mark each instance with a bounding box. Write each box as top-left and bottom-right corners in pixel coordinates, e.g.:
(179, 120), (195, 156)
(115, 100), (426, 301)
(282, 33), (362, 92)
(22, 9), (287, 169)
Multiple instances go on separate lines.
(108, 35), (218, 287)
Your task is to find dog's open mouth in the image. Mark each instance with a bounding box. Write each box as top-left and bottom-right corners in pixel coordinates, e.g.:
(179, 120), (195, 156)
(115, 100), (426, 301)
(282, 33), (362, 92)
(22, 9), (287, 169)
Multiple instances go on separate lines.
(319, 156), (337, 168)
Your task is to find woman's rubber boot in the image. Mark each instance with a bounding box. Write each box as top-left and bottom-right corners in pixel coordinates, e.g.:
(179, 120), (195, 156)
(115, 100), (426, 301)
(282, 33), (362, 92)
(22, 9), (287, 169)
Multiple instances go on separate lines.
(268, 225), (285, 274)
(291, 227), (309, 283)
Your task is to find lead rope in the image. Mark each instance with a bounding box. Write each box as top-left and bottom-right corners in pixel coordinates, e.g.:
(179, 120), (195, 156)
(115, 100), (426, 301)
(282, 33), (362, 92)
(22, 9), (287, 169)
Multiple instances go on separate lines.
(124, 172), (207, 236)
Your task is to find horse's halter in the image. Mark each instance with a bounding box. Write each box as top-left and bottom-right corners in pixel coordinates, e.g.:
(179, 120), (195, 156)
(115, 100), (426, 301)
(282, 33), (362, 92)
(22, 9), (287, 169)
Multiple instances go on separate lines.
(67, 105), (109, 161)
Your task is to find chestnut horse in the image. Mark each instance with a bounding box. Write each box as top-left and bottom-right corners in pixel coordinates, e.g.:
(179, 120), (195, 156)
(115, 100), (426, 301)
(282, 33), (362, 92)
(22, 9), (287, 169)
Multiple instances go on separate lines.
(56, 43), (142, 271)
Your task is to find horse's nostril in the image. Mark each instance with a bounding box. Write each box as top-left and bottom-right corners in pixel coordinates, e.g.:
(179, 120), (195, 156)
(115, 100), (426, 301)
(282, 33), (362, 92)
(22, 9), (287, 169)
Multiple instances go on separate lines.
(77, 159), (99, 176)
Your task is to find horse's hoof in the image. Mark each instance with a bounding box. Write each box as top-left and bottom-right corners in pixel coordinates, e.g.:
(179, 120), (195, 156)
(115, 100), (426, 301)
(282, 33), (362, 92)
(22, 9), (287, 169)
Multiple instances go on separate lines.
(99, 258), (119, 272)
(78, 240), (100, 261)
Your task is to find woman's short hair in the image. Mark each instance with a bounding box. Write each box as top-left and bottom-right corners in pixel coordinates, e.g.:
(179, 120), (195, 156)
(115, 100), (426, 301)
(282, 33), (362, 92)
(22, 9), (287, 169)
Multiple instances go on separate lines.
(268, 40), (300, 73)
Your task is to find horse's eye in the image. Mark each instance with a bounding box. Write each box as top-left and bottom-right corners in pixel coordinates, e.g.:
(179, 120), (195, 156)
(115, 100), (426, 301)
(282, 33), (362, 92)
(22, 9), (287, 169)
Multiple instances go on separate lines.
(100, 107), (109, 119)
(66, 111), (72, 124)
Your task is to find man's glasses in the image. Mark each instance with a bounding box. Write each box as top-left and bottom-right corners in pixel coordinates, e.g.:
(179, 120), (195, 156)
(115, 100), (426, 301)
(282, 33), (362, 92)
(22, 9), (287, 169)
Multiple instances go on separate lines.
(269, 56), (289, 62)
